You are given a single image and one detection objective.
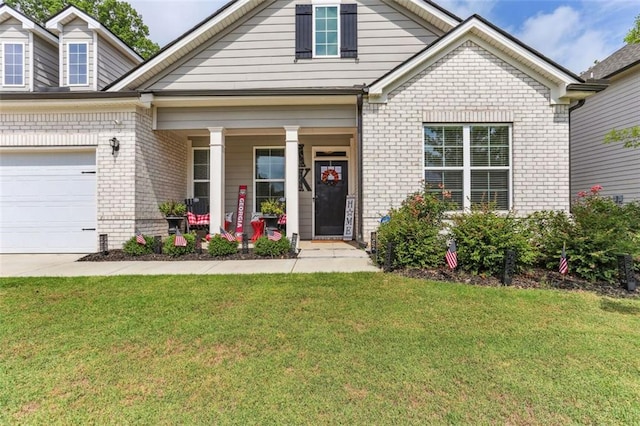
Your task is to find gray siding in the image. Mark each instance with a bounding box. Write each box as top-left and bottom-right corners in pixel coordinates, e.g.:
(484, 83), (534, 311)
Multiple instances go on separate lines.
(191, 133), (352, 239)
(0, 17), (30, 91)
(33, 35), (58, 89)
(97, 34), (138, 89)
(157, 104), (357, 130)
(144, 0), (440, 91)
(62, 17), (94, 90)
(570, 69), (640, 203)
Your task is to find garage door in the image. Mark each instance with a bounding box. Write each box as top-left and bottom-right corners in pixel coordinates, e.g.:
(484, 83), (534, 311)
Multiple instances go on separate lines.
(0, 151), (97, 253)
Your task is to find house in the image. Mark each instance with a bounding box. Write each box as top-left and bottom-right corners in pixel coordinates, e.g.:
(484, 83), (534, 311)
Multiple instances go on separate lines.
(570, 43), (640, 204)
(0, 1), (604, 254)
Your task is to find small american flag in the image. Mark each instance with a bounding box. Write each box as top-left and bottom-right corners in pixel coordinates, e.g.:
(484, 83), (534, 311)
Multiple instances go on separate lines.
(135, 229), (145, 245)
(220, 227), (236, 242)
(446, 240), (458, 270)
(559, 245), (568, 275)
(174, 229), (187, 247)
(268, 229), (282, 241)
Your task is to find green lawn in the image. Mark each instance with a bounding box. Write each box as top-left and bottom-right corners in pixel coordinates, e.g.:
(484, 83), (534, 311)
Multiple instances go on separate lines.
(1, 273), (639, 424)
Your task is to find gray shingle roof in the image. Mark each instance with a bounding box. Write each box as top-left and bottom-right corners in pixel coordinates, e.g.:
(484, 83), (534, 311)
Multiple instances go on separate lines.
(581, 43), (640, 79)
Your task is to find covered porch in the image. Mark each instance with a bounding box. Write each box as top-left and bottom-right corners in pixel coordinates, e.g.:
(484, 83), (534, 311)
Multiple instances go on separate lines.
(146, 90), (362, 242)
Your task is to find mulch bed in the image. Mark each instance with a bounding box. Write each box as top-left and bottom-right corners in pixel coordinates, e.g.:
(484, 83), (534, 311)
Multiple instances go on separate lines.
(396, 266), (638, 299)
(78, 249), (297, 262)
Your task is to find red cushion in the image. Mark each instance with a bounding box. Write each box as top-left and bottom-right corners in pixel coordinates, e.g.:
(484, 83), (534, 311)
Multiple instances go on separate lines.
(187, 211), (210, 225)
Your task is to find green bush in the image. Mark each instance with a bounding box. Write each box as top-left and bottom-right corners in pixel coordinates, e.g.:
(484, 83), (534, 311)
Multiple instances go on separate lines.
(162, 233), (196, 256)
(526, 210), (574, 269)
(450, 204), (537, 276)
(254, 235), (290, 257)
(207, 235), (238, 257)
(565, 186), (640, 282)
(122, 235), (155, 256)
(375, 188), (452, 269)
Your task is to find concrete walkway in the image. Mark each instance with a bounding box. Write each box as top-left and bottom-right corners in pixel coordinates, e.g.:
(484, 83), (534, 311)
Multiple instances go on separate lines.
(0, 241), (380, 277)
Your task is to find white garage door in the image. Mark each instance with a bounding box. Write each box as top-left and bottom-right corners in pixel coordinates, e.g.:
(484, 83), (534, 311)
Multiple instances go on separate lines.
(0, 150), (97, 253)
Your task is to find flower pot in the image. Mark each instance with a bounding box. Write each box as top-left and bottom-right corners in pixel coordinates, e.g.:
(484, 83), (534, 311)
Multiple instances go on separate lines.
(165, 216), (184, 235)
(262, 214), (279, 230)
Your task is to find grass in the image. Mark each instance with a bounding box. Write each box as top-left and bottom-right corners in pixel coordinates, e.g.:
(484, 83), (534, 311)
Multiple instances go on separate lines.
(1, 273), (639, 424)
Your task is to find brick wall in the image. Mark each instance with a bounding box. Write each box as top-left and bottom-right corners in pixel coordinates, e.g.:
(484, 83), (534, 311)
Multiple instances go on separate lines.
(134, 107), (188, 237)
(0, 108), (187, 249)
(362, 40), (570, 240)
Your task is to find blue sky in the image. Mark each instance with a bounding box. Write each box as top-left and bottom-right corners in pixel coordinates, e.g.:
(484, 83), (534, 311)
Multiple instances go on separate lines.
(128, 0), (639, 74)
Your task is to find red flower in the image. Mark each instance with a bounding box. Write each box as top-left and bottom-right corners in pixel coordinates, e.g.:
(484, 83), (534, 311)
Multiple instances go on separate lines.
(577, 191), (587, 198)
(590, 185), (603, 194)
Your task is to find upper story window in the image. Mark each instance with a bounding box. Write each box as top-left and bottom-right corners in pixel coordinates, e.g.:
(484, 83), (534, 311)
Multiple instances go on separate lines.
(3, 43), (24, 86)
(314, 6), (339, 57)
(295, 4), (357, 59)
(68, 43), (88, 86)
(424, 124), (511, 210)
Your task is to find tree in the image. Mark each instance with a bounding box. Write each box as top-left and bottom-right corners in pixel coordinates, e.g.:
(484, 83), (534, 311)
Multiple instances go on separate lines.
(5, 0), (159, 59)
(604, 127), (640, 149)
(625, 14), (640, 44)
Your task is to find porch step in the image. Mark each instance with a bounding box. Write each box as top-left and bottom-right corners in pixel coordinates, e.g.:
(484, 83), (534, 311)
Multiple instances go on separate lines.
(297, 241), (370, 259)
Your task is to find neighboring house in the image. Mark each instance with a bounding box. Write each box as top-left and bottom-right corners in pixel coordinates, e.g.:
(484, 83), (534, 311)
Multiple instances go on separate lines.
(570, 43), (640, 204)
(0, 1), (604, 254)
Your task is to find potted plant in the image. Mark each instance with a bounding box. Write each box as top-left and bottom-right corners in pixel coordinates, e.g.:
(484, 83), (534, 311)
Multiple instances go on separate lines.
(159, 200), (187, 234)
(260, 198), (285, 229)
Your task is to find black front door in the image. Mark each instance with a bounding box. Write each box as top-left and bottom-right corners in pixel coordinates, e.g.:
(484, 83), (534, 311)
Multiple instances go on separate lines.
(314, 160), (348, 236)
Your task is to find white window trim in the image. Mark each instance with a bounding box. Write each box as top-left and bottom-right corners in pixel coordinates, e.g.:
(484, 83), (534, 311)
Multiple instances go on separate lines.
(253, 146), (286, 213)
(312, 4), (340, 58)
(423, 123), (513, 211)
(2, 42), (25, 87)
(67, 42), (89, 86)
(192, 146), (210, 201)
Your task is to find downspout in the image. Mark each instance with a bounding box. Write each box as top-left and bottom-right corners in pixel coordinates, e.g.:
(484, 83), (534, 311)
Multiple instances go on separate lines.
(567, 99), (586, 212)
(356, 91), (365, 248)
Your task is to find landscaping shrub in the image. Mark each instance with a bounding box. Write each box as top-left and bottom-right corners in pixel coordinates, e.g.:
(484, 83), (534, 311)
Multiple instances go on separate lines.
(450, 204), (537, 276)
(375, 187), (451, 269)
(207, 235), (238, 257)
(565, 186), (640, 282)
(163, 233), (196, 256)
(526, 210), (574, 270)
(254, 235), (290, 257)
(122, 235), (155, 256)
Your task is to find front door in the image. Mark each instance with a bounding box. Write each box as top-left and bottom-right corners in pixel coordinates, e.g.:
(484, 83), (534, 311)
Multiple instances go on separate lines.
(314, 160), (348, 236)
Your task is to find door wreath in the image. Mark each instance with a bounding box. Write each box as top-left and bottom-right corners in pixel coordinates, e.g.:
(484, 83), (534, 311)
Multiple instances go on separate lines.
(321, 169), (340, 185)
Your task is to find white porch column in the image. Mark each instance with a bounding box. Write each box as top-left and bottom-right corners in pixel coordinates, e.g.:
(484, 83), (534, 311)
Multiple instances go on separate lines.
(208, 127), (226, 233)
(284, 126), (300, 240)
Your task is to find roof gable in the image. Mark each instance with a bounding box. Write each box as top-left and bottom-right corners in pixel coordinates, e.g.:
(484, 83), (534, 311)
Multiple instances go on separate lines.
(45, 5), (142, 64)
(0, 3), (58, 45)
(368, 15), (585, 104)
(106, 0), (461, 92)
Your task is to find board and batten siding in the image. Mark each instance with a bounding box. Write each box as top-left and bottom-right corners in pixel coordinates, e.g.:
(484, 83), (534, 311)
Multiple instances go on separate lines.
(62, 17), (94, 90)
(144, 0), (441, 91)
(156, 104), (357, 130)
(0, 17), (30, 91)
(97, 34), (138, 90)
(570, 69), (640, 203)
(33, 35), (58, 89)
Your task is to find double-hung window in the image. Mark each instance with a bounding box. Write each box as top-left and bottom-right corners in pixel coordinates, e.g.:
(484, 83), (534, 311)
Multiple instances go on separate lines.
(424, 124), (511, 210)
(68, 43), (88, 85)
(192, 148), (210, 207)
(3, 43), (24, 86)
(295, 4), (357, 59)
(254, 148), (285, 212)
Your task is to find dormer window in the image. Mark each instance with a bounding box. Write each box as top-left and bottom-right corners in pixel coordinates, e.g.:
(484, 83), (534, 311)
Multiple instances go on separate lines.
(295, 4), (357, 60)
(68, 43), (88, 86)
(2, 43), (24, 86)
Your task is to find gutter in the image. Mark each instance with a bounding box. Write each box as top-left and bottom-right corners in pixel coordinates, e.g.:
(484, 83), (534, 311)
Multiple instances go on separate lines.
(356, 92), (365, 248)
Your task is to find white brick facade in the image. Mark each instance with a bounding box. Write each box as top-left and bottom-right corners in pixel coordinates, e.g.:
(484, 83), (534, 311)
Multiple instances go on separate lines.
(362, 41), (570, 239)
(0, 108), (186, 249)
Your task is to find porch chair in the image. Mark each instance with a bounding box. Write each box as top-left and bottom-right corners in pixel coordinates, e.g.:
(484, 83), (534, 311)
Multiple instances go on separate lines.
(185, 198), (210, 233)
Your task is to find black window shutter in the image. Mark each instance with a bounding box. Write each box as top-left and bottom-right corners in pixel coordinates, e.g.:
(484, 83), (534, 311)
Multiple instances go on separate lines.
(295, 5), (312, 59)
(340, 4), (358, 58)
